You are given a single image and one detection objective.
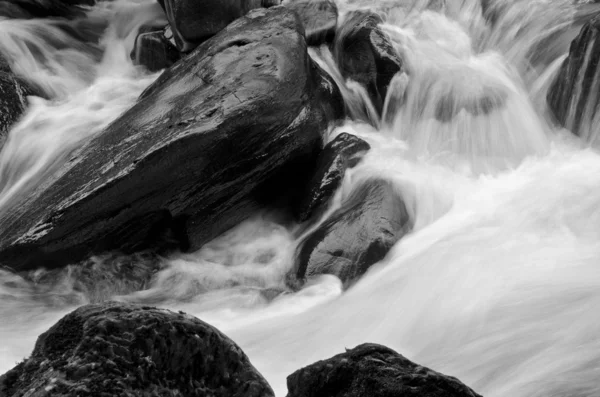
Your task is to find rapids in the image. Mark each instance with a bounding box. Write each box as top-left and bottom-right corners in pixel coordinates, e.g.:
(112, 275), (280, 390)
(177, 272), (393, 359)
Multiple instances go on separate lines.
(1, 0), (600, 396)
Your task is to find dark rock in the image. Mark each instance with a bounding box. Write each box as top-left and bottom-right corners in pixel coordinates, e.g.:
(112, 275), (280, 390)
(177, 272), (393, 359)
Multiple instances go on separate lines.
(132, 25), (181, 72)
(333, 11), (403, 116)
(285, 0), (338, 46)
(287, 343), (482, 397)
(159, 0), (281, 52)
(547, 14), (600, 141)
(0, 0), (94, 19)
(290, 179), (412, 288)
(0, 72), (32, 150)
(296, 133), (370, 222)
(0, 302), (274, 397)
(0, 7), (341, 272)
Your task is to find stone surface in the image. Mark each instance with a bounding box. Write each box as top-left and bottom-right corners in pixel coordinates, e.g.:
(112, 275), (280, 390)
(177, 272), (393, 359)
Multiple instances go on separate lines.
(159, 0), (281, 52)
(333, 11), (403, 116)
(0, 72), (33, 150)
(290, 179), (412, 288)
(284, 0), (338, 46)
(0, 302), (274, 397)
(0, 0), (94, 19)
(287, 343), (482, 397)
(132, 25), (181, 72)
(296, 133), (370, 222)
(547, 14), (600, 141)
(0, 7), (342, 271)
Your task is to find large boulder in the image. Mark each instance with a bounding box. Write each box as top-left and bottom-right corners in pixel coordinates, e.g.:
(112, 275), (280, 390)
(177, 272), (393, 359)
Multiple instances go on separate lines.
(0, 7), (342, 271)
(284, 0), (338, 46)
(0, 302), (274, 397)
(287, 343), (482, 397)
(132, 25), (181, 73)
(547, 14), (600, 142)
(296, 133), (370, 222)
(333, 11), (403, 116)
(0, 0), (94, 19)
(159, 0), (281, 52)
(289, 179), (412, 288)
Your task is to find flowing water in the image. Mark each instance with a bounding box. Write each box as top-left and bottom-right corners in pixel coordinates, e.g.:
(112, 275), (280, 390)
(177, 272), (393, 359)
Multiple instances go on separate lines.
(1, 0), (600, 396)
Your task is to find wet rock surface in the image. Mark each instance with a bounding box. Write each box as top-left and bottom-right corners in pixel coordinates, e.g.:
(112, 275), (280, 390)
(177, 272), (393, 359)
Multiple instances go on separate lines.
(0, 71), (34, 150)
(284, 0), (338, 46)
(334, 11), (403, 115)
(159, 0), (281, 52)
(287, 343), (482, 397)
(296, 133), (370, 222)
(0, 7), (341, 271)
(291, 179), (412, 288)
(0, 302), (274, 397)
(547, 14), (600, 141)
(132, 25), (181, 72)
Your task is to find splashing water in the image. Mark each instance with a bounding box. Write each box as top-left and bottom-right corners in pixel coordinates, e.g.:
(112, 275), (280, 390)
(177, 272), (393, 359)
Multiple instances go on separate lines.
(1, 1), (600, 397)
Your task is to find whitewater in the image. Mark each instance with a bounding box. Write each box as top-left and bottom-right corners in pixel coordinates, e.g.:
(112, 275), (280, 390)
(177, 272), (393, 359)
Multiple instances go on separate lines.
(1, 0), (600, 396)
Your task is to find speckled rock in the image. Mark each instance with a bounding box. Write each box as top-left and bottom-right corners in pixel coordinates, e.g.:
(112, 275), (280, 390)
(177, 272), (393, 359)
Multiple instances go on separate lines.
(284, 0), (338, 45)
(0, 302), (274, 397)
(0, 72), (33, 150)
(287, 343), (482, 397)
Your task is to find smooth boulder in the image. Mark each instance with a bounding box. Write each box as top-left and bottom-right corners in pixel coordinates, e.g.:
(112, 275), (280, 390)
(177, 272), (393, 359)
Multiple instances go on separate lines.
(132, 25), (181, 72)
(287, 343), (482, 397)
(547, 14), (600, 142)
(284, 0), (338, 46)
(334, 11), (403, 116)
(290, 179), (412, 288)
(296, 133), (370, 222)
(0, 302), (274, 397)
(0, 7), (341, 271)
(159, 0), (280, 52)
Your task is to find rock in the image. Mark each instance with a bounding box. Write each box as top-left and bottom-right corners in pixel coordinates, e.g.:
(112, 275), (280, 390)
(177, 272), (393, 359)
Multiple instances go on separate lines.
(0, 72), (32, 150)
(0, 0), (94, 19)
(333, 11), (403, 116)
(0, 302), (274, 397)
(284, 0), (338, 46)
(296, 133), (370, 222)
(290, 179), (412, 288)
(547, 14), (600, 141)
(287, 343), (482, 397)
(159, 0), (281, 52)
(132, 25), (181, 73)
(0, 7), (342, 272)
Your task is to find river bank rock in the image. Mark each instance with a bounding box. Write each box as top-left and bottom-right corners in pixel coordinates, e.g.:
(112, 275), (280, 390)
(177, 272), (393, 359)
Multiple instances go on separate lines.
(334, 11), (403, 116)
(290, 179), (412, 288)
(284, 0), (338, 46)
(0, 7), (342, 271)
(0, 302), (274, 397)
(158, 0), (281, 52)
(287, 343), (482, 397)
(0, 0), (94, 19)
(132, 25), (181, 72)
(296, 133), (370, 222)
(547, 14), (600, 142)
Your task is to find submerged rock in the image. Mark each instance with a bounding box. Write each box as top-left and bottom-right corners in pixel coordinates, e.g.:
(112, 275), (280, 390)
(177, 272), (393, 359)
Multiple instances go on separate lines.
(547, 14), (600, 142)
(284, 0), (338, 46)
(290, 179), (412, 288)
(0, 0), (94, 19)
(334, 11), (403, 116)
(0, 7), (341, 271)
(159, 0), (281, 52)
(287, 343), (482, 397)
(132, 25), (181, 72)
(0, 302), (274, 397)
(296, 133), (370, 222)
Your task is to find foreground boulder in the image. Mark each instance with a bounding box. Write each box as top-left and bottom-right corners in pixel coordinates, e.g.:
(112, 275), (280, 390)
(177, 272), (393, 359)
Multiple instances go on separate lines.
(284, 0), (338, 46)
(287, 343), (481, 397)
(132, 25), (181, 72)
(547, 14), (600, 142)
(296, 133), (370, 222)
(0, 0), (94, 18)
(290, 179), (412, 288)
(159, 0), (280, 52)
(0, 302), (274, 397)
(333, 11), (403, 116)
(0, 7), (342, 271)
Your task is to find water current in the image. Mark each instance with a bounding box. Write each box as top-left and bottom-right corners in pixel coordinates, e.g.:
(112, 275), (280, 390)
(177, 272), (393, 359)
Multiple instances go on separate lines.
(1, 0), (600, 396)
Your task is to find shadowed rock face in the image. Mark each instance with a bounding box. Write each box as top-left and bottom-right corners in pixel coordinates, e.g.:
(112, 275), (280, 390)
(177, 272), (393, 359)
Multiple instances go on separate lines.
(548, 14), (600, 142)
(286, 343), (482, 397)
(0, 72), (32, 150)
(159, 0), (281, 52)
(132, 25), (181, 73)
(0, 7), (342, 272)
(284, 0), (338, 46)
(0, 302), (274, 397)
(0, 0), (94, 19)
(290, 179), (412, 288)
